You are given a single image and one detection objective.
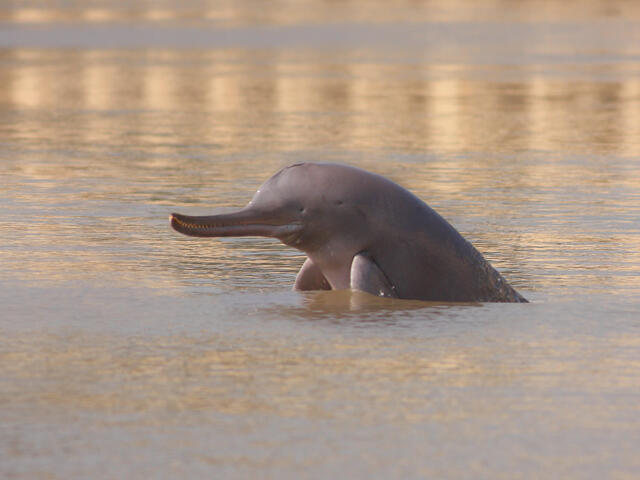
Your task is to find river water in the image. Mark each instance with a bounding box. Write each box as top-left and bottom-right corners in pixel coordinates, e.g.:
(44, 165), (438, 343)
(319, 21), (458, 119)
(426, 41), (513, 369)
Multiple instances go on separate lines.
(1, 1), (640, 479)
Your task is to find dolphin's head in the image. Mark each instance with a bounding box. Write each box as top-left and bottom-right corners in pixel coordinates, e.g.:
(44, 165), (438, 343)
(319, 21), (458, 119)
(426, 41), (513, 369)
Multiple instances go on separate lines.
(170, 163), (379, 253)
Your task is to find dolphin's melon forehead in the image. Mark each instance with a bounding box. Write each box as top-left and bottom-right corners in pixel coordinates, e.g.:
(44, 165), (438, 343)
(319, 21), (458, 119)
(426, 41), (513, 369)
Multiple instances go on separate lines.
(287, 162), (406, 191)
(279, 162), (383, 184)
(268, 163), (423, 218)
(274, 163), (368, 193)
(270, 162), (414, 205)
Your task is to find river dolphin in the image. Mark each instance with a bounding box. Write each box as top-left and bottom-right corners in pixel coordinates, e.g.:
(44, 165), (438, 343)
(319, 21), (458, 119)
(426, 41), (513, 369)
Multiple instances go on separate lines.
(171, 162), (527, 303)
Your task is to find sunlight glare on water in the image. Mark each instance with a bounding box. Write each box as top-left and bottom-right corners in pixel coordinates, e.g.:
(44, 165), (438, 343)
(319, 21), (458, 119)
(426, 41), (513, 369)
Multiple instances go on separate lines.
(1, 1), (640, 479)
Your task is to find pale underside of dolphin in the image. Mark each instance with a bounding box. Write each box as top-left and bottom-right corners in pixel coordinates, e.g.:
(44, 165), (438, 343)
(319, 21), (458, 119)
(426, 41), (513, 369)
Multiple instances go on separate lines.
(171, 162), (527, 303)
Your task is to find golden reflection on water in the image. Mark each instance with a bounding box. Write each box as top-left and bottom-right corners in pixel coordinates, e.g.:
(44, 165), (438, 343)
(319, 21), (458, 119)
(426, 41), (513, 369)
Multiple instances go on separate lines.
(3, 0), (640, 25)
(1, 45), (640, 292)
(1, 329), (634, 422)
(1, 3), (640, 478)
(3, 50), (640, 159)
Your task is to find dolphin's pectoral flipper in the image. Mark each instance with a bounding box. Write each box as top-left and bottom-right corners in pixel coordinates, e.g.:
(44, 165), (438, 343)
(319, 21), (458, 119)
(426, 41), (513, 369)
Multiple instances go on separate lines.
(294, 257), (331, 291)
(350, 252), (398, 298)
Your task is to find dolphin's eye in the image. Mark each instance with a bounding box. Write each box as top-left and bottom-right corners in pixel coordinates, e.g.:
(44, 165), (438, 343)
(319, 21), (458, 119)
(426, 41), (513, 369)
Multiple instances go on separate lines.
(335, 200), (343, 206)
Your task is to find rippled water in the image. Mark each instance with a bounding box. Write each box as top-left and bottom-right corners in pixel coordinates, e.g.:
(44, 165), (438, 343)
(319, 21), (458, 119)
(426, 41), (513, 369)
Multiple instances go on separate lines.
(1, 1), (640, 479)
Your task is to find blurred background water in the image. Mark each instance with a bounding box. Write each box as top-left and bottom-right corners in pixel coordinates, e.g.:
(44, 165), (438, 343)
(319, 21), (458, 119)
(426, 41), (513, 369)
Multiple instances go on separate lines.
(1, 1), (639, 479)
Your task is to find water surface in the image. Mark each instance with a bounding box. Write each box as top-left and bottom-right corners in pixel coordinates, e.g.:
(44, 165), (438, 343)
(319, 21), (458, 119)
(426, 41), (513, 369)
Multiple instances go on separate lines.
(1, 2), (640, 479)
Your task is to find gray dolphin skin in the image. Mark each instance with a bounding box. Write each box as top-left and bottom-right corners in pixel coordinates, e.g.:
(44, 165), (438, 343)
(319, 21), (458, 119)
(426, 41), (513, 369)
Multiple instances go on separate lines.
(171, 163), (527, 303)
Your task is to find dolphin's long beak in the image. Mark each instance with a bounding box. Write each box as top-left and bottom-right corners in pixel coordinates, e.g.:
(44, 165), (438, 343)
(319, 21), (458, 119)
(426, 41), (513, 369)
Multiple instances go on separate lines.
(170, 208), (300, 239)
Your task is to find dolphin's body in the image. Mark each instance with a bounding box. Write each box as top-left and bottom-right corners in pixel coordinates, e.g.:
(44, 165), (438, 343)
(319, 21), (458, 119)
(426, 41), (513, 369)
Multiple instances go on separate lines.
(171, 163), (527, 303)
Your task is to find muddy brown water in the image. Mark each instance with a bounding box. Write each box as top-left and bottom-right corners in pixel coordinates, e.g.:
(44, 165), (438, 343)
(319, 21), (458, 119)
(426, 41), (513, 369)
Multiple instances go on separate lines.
(1, 2), (639, 478)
